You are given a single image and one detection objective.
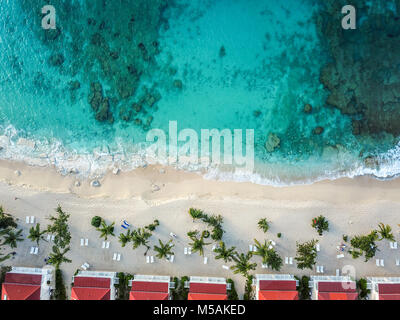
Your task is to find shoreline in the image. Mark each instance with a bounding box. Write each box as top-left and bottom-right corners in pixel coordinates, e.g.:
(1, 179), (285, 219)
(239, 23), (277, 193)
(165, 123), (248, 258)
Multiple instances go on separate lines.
(1, 159), (400, 204)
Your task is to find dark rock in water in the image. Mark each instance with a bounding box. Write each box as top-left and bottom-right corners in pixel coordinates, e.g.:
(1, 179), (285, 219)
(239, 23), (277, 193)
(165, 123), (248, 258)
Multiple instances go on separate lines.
(69, 80), (80, 91)
(44, 28), (61, 41)
(99, 21), (106, 30)
(88, 18), (96, 26)
(169, 68), (177, 76)
(91, 33), (104, 46)
(219, 46), (226, 58)
(313, 126), (324, 135)
(364, 156), (379, 169)
(48, 53), (65, 66)
(134, 118), (142, 126)
(88, 82), (113, 123)
(146, 116), (154, 126)
(127, 64), (139, 76)
(132, 103), (142, 113)
(119, 105), (132, 122)
(304, 104), (312, 114)
(173, 79), (183, 89)
(110, 51), (119, 60)
(265, 133), (280, 152)
(253, 110), (262, 117)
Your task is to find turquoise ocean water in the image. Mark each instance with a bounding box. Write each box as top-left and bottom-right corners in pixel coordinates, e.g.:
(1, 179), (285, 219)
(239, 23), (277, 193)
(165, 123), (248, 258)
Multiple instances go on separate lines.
(0, 0), (400, 185)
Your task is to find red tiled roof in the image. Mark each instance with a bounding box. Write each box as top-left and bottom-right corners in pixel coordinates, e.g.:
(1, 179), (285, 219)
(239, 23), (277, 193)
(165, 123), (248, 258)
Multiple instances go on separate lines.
(71, 287), (111, 300)
(318, 281), (357, 293)
(378, 283), (400, 294)
(318, 292), (358, 300)
(5, 273), (42, 285)
(73, 277), (111, 288)
(379, 294), (400, 300)
(130, 291), (169, 300)
(131, 281), (169, 293)
(190, 283), (227, 295)
(188, 293), (228, 300)
(259, 290), (299, 300)
(2, 283), (41, 300)
(378, 283), (400, 300)
(259, 280), (297, 291)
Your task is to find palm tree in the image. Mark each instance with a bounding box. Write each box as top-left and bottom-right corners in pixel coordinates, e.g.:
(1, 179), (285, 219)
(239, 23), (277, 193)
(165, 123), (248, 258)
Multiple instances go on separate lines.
(214, 241), (237, 263)
(48, 246), (72, 269)
(1, 229), (23, 249)
(231, 252), (257, 277)
(188, 233), (210, 257)
(258, 218), (270, 233)
(97, 221), (115, 240)
(253, 239), (283, 271)
(153, 239), (174, 259)
(0, 206), (17, 229)
(0, 252), (12, 263)
(118, 230), (132, 247)
(295, 239), (319, 270)
(131, 228), (152, 254)
(377, 223), (395, 241)
(28, 224), (46, 245)
(188, 208), (204, 222)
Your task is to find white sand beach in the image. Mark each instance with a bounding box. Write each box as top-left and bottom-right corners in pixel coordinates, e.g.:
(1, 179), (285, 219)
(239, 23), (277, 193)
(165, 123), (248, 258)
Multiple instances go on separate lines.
(1, 159), (400, 298)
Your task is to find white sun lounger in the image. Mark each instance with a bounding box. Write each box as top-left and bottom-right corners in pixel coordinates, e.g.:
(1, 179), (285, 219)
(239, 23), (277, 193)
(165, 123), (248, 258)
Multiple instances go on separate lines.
(380, 259), (384, 267)
(262, 263), (268, 269)
(113, 253), (117, 261)
(249, 245), (253, 252)
(336, 269), (340, 276)
(253, 246), (257, 252)
(316, 266), (320, 273)
(396, 259), (400, 266)
(146, 256), (150, 263)
(106, 242), (110, 249)
(102, 241), (106, 249)
(80, 239), (84, 246)
(47, 234), (51, 241)
(81, 264), (87, 270)
(184, 247), (188, 255)
(170, 255), (175, 263)
(85, 239), (89, 246)
(222, 265), (229, 270)
(270, 240), (276, 246)
(337, 254), (345, 259)
(285, 257), (289, 264)
(390, 242), (398, 249)
(117, 254), (121, 261)
(188, 248), (192, 255)
(51, 235), (55, 241)
(316, 244), (320, 252)
(212, 245), (216, 251)
(34, 247), (38, 255)
(289, 257), (293, 265)
(320, 266), (324, 273)
(376, 259), (380, 267)
(151, 256), (154, 264)
(204, 257), (208, 264)
(30, 216), (35, 224)
(26, 216), (30, 224)
(268, 245), (273, 250)
(30, 247), (35, 254)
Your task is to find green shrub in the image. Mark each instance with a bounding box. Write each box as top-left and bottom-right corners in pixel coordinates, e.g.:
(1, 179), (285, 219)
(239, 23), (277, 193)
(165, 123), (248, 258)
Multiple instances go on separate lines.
(311, 215), (329, 236)
(91, 216), (103, 228)
(295, 276), (311, 300)
(357, 278), (370, 300)
(227, 279), (239, 300)
(350, 231), (379, 262)
(258, 218), (270, 233)
(277, 233), (282, 238)
(54, 268), (66, 300)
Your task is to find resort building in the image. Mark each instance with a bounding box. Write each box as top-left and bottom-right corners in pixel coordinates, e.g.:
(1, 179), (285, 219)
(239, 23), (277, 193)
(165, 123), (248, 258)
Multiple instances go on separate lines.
(71, 271), (118, 300)
(129, 275), (173, 300)
(367, 277), (400, 300)
(253, 274), (299, 300)
(186, 276), (229, 300)
(1, 266), (54, 300)
(310, 275), (358, 300)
